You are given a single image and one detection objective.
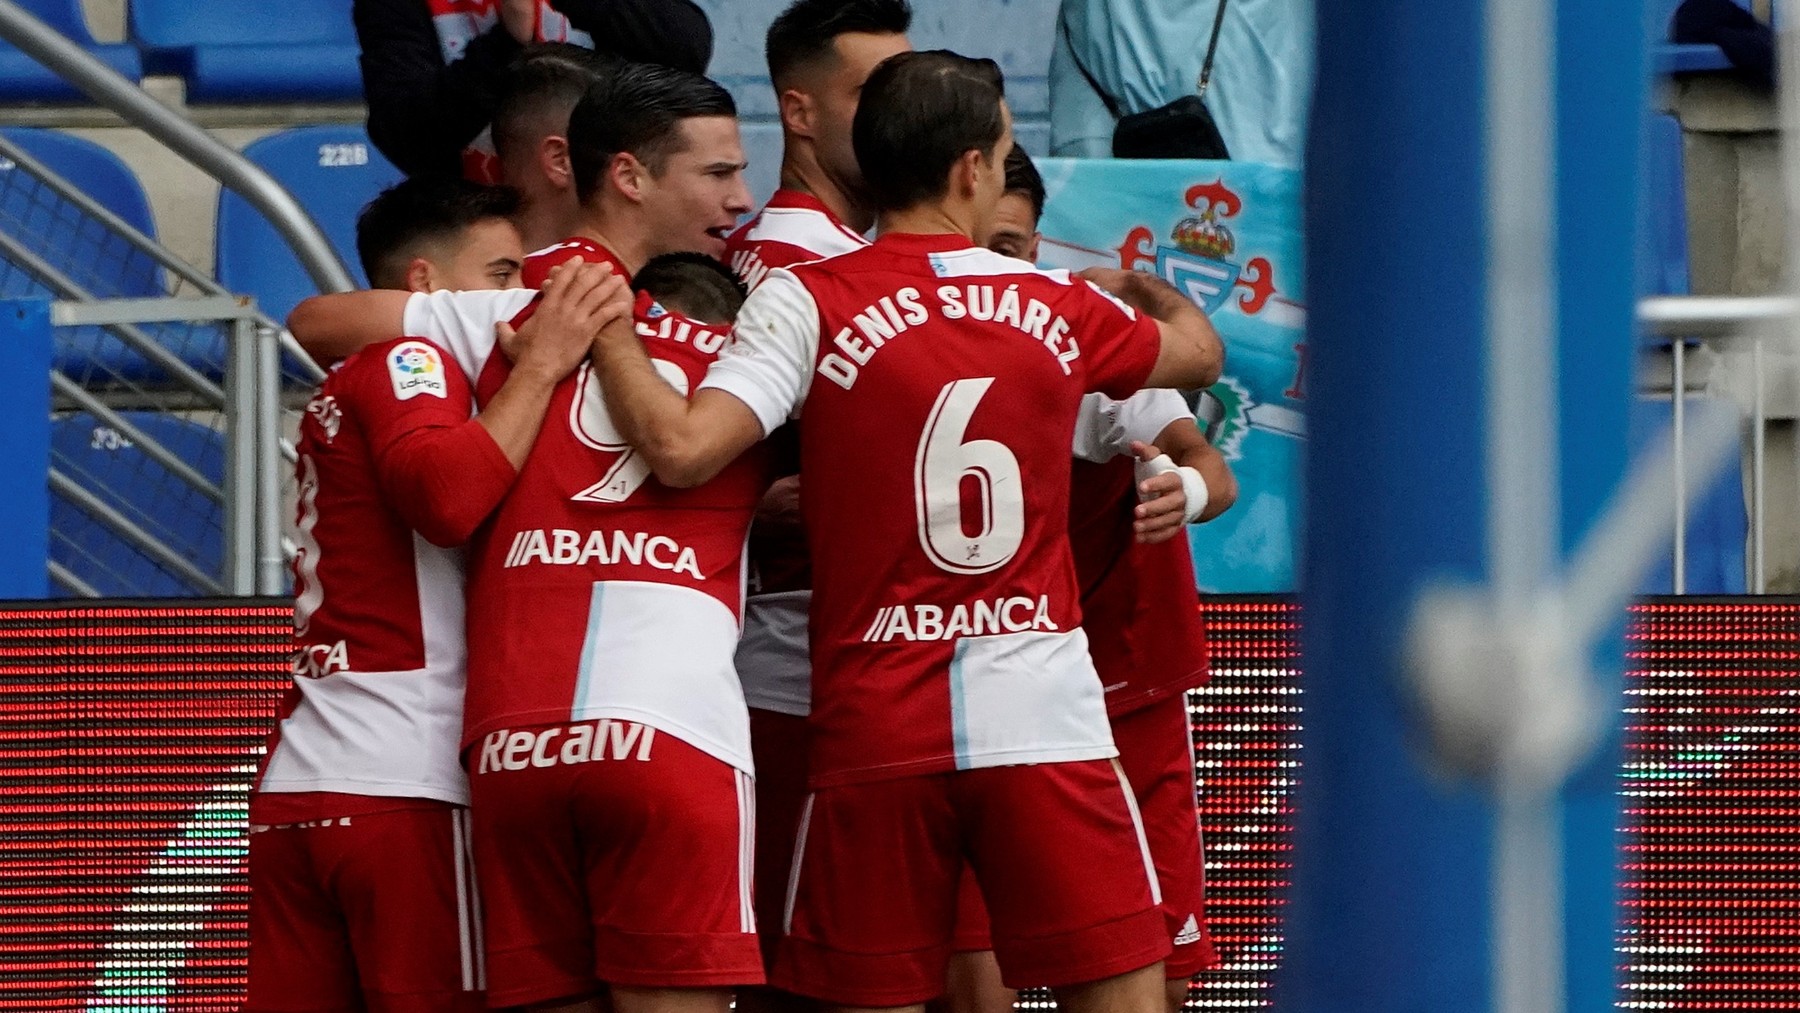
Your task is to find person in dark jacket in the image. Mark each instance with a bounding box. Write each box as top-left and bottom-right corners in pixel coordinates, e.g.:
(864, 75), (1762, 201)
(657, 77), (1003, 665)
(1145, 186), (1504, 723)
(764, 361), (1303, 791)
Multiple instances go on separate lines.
(354, 0), (713, 179)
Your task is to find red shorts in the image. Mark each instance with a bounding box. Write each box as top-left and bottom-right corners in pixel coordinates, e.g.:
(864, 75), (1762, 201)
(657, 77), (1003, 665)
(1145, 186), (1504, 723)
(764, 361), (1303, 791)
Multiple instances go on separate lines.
(467, 719), (764, 1007)
(948, 696), (1219, 979)
(245, 800), (484, 1013)
(749, 707), (810, 969)
(773, 760), (1169, 1006)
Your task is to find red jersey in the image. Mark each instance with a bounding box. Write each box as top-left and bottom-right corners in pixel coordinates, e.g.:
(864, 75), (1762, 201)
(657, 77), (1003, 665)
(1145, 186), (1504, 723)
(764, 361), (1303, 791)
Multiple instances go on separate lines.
(460, 241), (767, 772)
(724, 190), (867, 715)
(260, 337), (514, 819)
(1068, 390), (1212, 716)
(725, 188), (868, 291)
(700, 232), (1163, 787)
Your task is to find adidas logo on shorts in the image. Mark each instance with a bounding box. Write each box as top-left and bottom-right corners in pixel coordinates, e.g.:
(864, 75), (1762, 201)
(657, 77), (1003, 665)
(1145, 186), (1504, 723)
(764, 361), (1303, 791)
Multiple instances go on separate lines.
(1173, 914), (1203, 947)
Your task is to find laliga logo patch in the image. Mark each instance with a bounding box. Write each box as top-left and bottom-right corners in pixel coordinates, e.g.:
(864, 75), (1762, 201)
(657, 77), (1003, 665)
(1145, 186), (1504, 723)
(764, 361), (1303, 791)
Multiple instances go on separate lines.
(644, 300), (669, 320)
(388, 340), (447, 401)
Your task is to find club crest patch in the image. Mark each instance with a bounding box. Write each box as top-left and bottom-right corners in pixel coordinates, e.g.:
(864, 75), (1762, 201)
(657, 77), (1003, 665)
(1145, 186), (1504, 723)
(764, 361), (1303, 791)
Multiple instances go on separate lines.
(388, 341), (447, 400)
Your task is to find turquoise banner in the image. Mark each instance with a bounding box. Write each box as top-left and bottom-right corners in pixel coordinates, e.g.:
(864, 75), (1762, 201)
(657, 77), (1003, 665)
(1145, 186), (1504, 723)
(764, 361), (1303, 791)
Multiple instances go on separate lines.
(1038, 160), (1305, 593)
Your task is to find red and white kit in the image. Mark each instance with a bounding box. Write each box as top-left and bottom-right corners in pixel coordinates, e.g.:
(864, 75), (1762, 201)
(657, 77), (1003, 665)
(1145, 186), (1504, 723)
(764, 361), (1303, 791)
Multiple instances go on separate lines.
(723, 188), (866, 713)
(401, 240), (766, 1005)
(723, 189), (867, 963)
(701, 232), (1172, 1003)
(250, 335), (518, 1012)
(954, 388), (1221, 977)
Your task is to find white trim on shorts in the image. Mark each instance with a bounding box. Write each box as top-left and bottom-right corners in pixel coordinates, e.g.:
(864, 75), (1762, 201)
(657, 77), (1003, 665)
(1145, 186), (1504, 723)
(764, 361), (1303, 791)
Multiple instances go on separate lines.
(737, 769), (757, 934)
(448, 813), (478, 993)
(1111, 758), (1164, 906)
(783, 793), (816, 934)
(450, 808), (483, 992)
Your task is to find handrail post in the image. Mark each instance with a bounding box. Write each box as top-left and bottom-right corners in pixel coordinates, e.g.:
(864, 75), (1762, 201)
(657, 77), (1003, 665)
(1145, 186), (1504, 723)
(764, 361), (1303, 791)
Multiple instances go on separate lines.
(224, 314), (258, 595)
(255, 322), (285, 596)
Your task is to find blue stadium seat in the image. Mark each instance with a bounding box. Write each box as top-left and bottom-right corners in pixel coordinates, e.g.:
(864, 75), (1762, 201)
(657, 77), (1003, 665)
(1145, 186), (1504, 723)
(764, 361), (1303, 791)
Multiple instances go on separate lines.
(0, 129), (224, 383)
(0, 128), (157, 295)
(1632, 397), (1748, 594)
(217, 126), (401, 321)
(129, 0), (361, 102)
(1642, 113), (1690, 298)
(0, 0), (140, 101)
(49, 412), (224, 597)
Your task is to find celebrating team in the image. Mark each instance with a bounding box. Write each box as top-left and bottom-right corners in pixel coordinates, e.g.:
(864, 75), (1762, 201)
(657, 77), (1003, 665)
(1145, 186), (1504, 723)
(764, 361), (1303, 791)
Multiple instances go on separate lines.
(252, 3), (1237, 1012)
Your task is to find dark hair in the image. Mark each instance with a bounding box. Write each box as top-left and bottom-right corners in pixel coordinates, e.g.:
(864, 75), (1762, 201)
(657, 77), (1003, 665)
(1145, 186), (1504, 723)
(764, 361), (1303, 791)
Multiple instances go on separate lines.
(1003, 144), (1044, 222)
(765, 0), (912, 87)
(632, 252), (747, 324)
(567, 62), (738, 202)
(356, 178), (521, 289)
(493, 43), (618, 160)
(854, 51), (1006, 213)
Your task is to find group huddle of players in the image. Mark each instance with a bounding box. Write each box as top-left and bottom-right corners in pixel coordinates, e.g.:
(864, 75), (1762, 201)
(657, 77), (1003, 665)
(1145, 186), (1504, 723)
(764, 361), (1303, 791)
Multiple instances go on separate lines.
(249, 2), (1238, 1012)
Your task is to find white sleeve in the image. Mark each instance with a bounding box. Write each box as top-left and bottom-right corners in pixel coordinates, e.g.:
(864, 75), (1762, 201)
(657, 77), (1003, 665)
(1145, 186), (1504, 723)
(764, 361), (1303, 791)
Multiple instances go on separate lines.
(401, 289), (537, 377)
(699, 269), (821, 436)
(1115, 387), (1193, 445)
(1070, 387), (1193, 462)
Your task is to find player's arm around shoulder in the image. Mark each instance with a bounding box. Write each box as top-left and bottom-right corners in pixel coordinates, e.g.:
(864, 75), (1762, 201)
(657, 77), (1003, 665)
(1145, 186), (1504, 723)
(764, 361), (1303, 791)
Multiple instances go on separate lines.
(1079, 267), (1225, 391)
(288, 290), (415, 368)
(288, 286), (535, 374)
(588, 270), (816, 489)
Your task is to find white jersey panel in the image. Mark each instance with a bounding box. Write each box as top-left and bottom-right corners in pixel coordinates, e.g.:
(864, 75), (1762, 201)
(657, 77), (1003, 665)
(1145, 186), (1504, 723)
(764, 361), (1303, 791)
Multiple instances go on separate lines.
(571, 580), (754, 773)
(261, 535), (471, 804)
(734, 589), (812, 715)
(949, 627), (1117, 769)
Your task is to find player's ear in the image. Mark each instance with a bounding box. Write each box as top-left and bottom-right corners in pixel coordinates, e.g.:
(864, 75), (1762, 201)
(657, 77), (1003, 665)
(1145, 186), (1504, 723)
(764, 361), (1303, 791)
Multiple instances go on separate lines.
(953, 147), (984, 199)
(542, 134), (573, 191)
(610, 152), (648, 203)
(405, 257), (436, 294)
(778, 87), (815, 139)
(1027, 231), (1042, 263)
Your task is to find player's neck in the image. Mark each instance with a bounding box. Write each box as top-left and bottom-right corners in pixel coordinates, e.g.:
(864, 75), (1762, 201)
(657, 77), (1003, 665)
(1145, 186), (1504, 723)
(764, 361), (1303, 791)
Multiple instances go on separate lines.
(878, 203), (973, 242)
(778, 143), (873, 233)
(573, 208), (645, 277)
(517, 191), (577, 254)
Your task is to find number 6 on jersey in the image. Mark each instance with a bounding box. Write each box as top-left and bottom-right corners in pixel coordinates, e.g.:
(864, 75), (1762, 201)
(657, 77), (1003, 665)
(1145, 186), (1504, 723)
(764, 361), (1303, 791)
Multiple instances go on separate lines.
(914, 378), (1025, 574)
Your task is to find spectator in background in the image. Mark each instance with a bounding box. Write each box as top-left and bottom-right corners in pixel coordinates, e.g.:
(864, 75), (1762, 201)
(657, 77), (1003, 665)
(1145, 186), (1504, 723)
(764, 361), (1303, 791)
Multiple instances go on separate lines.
(1673, 0), (1774, 91)
(491, 43), (617, 251)
(1049, 0), (1312, 166)
(355, 0), (712, 179)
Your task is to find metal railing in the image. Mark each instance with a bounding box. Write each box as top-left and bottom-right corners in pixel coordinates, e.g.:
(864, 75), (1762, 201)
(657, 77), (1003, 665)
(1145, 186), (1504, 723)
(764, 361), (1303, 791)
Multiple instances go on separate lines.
(1638, 296), (1782, 595)
(45, 297), (286, 596)
(0, 0), (353, 297)
(0, 128), (325, 385)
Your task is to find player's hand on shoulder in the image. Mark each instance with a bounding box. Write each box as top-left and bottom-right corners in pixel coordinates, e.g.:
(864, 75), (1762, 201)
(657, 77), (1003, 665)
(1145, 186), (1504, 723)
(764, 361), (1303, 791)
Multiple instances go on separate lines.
(510, 261), (628, 383)
(1076, 266), (1139, 297)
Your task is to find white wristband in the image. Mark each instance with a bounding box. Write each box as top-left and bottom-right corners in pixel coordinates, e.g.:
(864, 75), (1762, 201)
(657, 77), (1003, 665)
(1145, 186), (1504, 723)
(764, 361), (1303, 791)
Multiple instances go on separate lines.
(1133, 454), (1210, 524)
